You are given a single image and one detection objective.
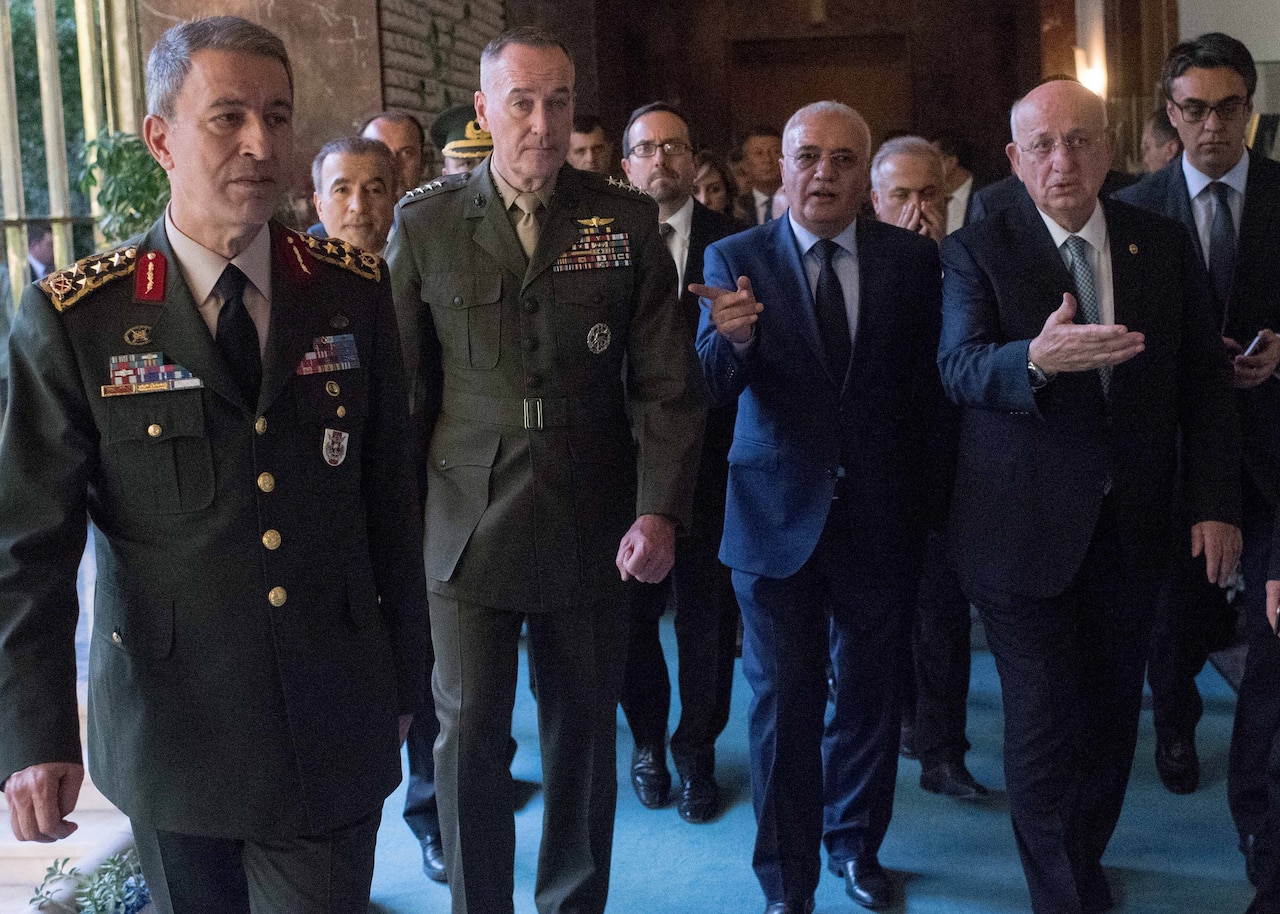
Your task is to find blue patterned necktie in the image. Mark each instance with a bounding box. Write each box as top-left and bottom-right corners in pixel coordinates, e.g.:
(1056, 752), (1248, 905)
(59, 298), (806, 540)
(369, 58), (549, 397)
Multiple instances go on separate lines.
(1063, 234), (1110, 396)
(214, 264), (261, 403)
(812, 239), (850, 381)
(1207, 180), (1237, 312)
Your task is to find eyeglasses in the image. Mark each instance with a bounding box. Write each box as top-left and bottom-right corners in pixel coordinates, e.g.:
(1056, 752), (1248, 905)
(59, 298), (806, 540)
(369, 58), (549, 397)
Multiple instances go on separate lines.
(1014, 134), (1100, 162)
(1170, 96), (1249, 123)
(785, 151), (861, 171)
(629, 141), (692, 158)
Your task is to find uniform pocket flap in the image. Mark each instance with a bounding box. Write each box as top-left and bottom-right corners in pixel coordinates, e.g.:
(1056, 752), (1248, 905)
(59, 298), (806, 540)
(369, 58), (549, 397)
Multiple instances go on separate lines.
(433, 429), (501, 470)
(421, 271), (503, 308)
(103, 389), (205, 446)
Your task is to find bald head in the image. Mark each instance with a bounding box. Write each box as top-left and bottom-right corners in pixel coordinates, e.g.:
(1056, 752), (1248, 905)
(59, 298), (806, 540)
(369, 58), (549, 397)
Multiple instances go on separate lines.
(1006, 80), (1113, 232)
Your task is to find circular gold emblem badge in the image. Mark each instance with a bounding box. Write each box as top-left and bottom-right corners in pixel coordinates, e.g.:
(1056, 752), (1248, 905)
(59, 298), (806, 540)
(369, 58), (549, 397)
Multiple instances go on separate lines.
(124, 325), (152, 346)
(586, 323), (611, 355)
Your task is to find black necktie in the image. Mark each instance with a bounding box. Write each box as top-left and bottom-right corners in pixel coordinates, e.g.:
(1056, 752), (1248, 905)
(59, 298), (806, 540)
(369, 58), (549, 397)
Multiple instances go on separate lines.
(213, 264), (261, 404)
(812, 239), (850, 380)
(1207, 181), (1237, 310)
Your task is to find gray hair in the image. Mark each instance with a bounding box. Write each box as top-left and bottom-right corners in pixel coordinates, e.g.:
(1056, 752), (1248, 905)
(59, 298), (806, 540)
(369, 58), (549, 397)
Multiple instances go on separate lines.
(782, 101), (871, 160)
(870, 136), (942, 190)
(311, 137), (396, 194)
(480, 26), (574, 87)
(146, 16), (292, 118)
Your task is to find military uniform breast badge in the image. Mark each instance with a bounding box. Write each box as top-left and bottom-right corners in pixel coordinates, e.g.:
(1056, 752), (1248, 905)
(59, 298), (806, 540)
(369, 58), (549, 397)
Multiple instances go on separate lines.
(553, 217), (632, 272)
(101, 352), (202, 397)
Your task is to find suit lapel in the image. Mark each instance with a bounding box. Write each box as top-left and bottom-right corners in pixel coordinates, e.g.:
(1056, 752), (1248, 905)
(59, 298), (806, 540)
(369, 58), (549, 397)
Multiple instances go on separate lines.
(770, 217), (835, 387)
(141, 221), (245, 409)
(258, 223), (318, 416)
(682, 203), (711, 326)
(847, 220), (889, 396)
(467, 166), (528, 281)
(1102, 200), (1151, 345)
(1013, 193), (1075, 314)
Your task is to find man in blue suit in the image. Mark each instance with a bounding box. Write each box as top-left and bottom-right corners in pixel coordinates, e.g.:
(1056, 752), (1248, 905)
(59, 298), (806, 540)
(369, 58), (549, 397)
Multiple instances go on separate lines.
(940, 79), (1241, 914)
(694, 101), (942, 913)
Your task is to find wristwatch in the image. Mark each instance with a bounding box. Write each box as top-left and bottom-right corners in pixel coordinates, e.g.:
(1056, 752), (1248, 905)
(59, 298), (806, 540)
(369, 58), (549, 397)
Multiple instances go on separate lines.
(1027, 358), (1050, 390)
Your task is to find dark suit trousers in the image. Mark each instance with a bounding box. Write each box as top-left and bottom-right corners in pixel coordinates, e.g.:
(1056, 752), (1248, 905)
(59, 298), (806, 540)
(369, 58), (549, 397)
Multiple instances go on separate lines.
(968, 501), (1157, 914)
(132, 809), (381, 914)
(403, 675), (441, 846)
(620, 527), (739, 778)
(909, 530), (973, 766)
(431, 592), (625, 914)
(733, 495), (908, 905)
(1230, 496), (1279, 843)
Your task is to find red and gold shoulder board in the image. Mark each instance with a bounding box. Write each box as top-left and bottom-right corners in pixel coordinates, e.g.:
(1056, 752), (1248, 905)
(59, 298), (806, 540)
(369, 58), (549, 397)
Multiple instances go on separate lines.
(40, 246), (138, 312)
(280, 228), (381, 283)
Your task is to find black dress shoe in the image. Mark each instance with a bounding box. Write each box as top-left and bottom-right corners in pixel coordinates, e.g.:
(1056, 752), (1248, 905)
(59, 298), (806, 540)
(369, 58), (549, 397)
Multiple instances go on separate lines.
(920, 759), (990, 800)
(677, 772), (719, 823)
(1154, 734), (1200, 795)
(763, 899), (814, 914)
(421, 834), (447, 883)
(830, 857), (892, 909)
(631, 744), (671, 809)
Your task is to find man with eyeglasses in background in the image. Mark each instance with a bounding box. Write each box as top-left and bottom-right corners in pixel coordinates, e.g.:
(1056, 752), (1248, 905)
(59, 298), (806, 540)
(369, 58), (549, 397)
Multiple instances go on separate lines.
(695, 100), (943, 913)
(1117, 36), (1280, 865)
(618, 101), (741, 825)
(941, 78), (1240, 914)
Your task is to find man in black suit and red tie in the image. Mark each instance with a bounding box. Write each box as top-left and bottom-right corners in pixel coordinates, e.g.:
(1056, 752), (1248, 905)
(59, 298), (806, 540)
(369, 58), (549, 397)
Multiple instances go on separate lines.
(618, 101), (741, 825)
(939, 78), (1241, 914)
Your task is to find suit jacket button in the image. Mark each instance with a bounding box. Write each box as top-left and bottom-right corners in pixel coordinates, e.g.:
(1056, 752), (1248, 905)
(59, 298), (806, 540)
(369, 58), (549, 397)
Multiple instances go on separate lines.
(111, 631), (123, 645)
(523, 298), (539, 314)
(453, 295), (464, 306)
(147, 423), (162, 438)
(257, 472), (276, 493)
(254, 416), (268, 435)
(268, 586), (287, 607)
(262, 529), (281, 550)
(336, 405), (347, 418)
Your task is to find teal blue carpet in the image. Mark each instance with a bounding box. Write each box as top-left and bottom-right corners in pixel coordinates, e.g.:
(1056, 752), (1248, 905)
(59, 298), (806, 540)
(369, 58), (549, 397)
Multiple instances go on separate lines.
(370, 619), (1256, 913)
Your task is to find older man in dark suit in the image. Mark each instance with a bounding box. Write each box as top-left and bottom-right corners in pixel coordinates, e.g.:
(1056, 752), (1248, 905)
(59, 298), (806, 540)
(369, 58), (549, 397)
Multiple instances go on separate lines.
(617, 101), (741, 825)
(696, 100), (942, 914)
(0, 17), (428, 914)
(940, 79), (1241, 914)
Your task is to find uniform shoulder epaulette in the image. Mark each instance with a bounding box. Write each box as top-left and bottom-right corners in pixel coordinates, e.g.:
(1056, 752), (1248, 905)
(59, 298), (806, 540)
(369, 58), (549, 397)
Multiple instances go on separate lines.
(39, 245), (138, 312)
(400, 173), (469, 205)
(293, 229), (381, 282)
(588, 172), (653, 201)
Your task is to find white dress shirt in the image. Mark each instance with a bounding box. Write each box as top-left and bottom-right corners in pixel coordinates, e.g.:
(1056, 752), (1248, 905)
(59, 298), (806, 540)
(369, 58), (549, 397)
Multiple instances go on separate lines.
(165, 208), (272, 357)
(663, 196), (694, 292)
(789, 213), (861, 346)
(1183, 148), (1248, 270)
(1038, 201), (1114, 325)
(946, 174), (974, 236)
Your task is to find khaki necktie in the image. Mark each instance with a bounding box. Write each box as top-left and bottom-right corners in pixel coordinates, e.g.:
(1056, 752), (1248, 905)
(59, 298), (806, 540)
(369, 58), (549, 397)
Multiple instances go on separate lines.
(513, 192), (541, 260)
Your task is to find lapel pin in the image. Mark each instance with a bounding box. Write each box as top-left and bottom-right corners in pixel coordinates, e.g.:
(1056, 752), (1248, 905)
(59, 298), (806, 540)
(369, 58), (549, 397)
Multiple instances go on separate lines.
(1128, 244), (1138, 254)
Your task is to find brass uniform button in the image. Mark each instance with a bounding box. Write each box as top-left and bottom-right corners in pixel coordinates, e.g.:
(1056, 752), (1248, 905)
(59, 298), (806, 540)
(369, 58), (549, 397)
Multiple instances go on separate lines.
(268, 586), (287, 607)
(326, 381), (340, 397)
(257, 472), (275, 493)
(147, 424), (162, 438)
(336, 405), (346, 418)
(262, 529), (281, 550)
(112, 631), (123, 645)
(254, 416), (268, 435)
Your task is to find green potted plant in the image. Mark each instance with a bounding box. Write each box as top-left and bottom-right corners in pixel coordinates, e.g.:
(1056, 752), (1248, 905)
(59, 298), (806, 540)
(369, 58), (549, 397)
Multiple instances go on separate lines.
(78, 129), (169, 245)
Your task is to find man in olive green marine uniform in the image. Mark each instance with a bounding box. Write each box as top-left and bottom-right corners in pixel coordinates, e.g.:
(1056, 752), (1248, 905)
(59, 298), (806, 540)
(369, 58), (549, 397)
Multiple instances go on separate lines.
(0, 17), (428, 913)
(386, 26), (705, 914)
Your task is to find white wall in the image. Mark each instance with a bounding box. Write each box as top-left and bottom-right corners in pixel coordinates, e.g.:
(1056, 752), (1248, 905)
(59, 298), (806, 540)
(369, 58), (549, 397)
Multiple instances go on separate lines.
(1180, 0), (1280, 62)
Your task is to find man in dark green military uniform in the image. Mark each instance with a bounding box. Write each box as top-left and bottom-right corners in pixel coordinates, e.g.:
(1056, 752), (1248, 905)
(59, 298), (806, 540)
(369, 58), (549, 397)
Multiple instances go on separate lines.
(386, 25), (705, 914)
(0, 17), (428, 913)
